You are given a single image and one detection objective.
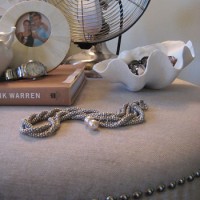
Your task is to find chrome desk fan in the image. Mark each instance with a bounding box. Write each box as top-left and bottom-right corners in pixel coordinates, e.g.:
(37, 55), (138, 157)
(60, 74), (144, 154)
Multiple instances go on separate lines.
(48, 0), (151, 72)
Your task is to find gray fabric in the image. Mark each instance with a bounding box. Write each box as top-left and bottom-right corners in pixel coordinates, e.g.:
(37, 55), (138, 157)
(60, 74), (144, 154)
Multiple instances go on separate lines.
(0, 79), (200, 200)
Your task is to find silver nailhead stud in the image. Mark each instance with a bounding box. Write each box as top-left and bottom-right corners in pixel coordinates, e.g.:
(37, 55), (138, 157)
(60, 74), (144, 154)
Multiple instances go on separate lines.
(145, 188), (154, 196)
(168, 181), (176, 189)
(195, 171), (200, 178)
(187, 175), (194, 182)
(119, 194), (130, 200)
(133, 191), (142, 199)
(157, 184), (166, 192)
(177, 178), (185, 185)
(105, 196), (116, 200)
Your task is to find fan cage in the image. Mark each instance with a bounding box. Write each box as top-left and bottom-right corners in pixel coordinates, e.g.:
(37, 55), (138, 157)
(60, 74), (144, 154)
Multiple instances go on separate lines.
(48, 0), (150, 45)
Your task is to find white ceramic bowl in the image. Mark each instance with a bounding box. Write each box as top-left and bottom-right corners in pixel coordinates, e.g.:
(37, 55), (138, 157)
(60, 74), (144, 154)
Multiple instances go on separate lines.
(93, 41), (195, 91)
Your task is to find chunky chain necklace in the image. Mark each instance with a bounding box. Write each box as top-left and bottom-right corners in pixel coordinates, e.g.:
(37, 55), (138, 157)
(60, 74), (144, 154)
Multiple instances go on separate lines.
(20, 100), (148, 138)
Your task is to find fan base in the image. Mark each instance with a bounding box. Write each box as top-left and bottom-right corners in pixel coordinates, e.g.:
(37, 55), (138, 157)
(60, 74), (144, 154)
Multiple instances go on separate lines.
(64, 43), (117, 78)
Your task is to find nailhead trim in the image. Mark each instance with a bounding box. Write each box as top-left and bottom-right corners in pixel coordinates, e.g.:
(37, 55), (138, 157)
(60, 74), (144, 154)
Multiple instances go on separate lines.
(94, 169), (200, 200)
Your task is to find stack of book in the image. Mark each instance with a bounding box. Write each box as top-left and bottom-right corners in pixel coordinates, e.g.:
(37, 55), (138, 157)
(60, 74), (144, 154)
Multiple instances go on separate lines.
(0, 64), (86, 106)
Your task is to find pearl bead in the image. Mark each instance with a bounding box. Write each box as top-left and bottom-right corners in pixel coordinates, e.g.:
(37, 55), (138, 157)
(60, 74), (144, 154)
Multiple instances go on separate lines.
(88, 119), (99, 130)
(84, 116), (94, 125)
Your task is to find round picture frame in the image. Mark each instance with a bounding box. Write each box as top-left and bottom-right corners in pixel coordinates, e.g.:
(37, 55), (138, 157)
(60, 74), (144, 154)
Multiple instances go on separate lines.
(0, 1), (70, 71)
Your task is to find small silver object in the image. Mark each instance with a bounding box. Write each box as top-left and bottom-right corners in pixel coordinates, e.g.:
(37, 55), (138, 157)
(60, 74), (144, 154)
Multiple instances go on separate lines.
(156, 184), (166, 192)
(168, 181), (176, 189)
(187, 175), (194, 182)
(195, 171), (200, 177)
(119, 194), (129, 200)
(132, 191), (143, 199)
(128, 61), (146, 76)
(177, 178), (185, 185)
(105, 196), (116, 200)
(145, 188), (154, 196)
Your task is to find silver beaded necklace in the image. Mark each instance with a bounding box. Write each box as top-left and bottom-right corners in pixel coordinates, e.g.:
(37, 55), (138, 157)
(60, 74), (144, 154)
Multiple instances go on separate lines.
(20, 100), (148, 138)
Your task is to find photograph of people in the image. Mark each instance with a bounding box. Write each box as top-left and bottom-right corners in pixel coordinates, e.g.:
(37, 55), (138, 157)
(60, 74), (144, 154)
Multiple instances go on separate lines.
(31, 12), (50, 47)
(16, 19), (34, 47)
(16, 12), (50, 47)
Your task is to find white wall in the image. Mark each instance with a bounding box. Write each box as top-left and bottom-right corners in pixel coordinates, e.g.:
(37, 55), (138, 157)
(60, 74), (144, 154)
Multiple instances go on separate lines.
(106, 0), (200, 85)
